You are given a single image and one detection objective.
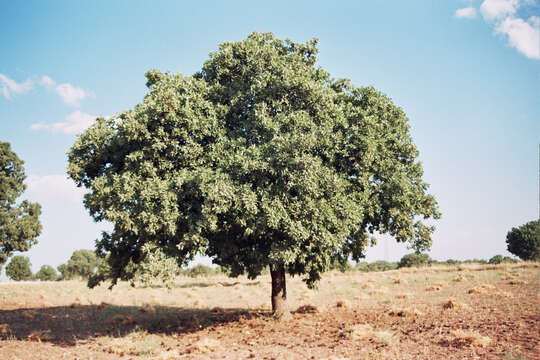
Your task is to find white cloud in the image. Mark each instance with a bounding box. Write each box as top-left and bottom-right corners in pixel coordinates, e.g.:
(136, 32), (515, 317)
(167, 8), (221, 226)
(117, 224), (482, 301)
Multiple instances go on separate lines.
(55, 83), (91, 107)
(30, 110), (97, 135)
(496, 15), (540, 59)
(40, 75), (56, 87)
(0, 73), (33, 99)
(25, 174), (85, 204)
(455, 7), (478, 19)
(480, 0), (520, 21)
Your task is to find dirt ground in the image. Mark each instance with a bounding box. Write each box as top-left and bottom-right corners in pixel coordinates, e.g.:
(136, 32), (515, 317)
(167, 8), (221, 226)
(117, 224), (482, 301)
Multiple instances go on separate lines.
(0, 263), (538, 359)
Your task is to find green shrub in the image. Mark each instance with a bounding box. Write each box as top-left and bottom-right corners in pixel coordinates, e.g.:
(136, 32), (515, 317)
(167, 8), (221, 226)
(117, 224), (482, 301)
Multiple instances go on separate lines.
(444, 259), (461, 265)
(182, 264), (219, 277)
(397, 253), (431, 268)
(463, 259), (488, 264)
(5, 256), (33, 281)
(355, 261), (398, 272)
(35, 264), (57, 281)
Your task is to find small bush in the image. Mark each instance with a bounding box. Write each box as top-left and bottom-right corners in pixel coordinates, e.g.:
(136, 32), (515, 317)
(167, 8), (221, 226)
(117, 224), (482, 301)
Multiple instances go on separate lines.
(397, 253), (431, 268)
(355, 261), (398, 272)
(182, 264), (219, 277)
(444, 259), (461, 265)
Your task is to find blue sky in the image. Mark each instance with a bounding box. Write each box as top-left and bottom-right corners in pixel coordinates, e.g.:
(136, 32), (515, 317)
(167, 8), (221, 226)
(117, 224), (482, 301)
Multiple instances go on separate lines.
(1, 0), (538, 276)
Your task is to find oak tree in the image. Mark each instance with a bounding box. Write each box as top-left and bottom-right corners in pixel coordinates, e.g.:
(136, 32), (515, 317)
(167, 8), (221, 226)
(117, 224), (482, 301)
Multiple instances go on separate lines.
(5, 255), (32, 281)
(35, 264), (58, 281)
(68, 32), (440, 318)
(0, 142), (42, 271)
(506, 219), (540, 261)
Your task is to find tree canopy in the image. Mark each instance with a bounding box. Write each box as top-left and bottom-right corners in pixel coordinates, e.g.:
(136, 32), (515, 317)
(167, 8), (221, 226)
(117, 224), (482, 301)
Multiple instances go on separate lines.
(5, 255), (33, 281)
(58, 249), (99, 280)
(506, 219), (539, 261)
(0, 142), (42, 270)
(68, 32), (440, 316)
(35, 264), (58, 281)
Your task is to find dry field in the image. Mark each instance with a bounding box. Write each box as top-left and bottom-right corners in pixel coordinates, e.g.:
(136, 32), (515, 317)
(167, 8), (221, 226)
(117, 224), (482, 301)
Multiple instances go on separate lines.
(0, 262), (538, 359)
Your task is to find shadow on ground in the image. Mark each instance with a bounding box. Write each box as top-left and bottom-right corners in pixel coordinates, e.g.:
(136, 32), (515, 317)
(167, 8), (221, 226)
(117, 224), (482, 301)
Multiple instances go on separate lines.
(0, 304), (269, 346)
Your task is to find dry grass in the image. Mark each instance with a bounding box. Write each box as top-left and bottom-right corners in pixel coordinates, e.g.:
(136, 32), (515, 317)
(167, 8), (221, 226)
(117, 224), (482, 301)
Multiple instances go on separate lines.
(27, 329), (52, 341)
(388, 307), (423, 317)
(189, 337), (222, 354)
(341, 323), (396, 345)
(449, 329), (491, 347)
(101, 329), (164, 356)
(442, 299), (468, 310)
(467, 283), (495, 295)
(0, 262), (538, 359)
(395, 293), (411, 299)
(295, 304), (319, 314)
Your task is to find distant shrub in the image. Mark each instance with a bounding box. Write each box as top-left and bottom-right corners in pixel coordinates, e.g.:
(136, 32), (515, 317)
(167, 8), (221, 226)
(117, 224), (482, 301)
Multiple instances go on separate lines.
(398, 253), (431, 268)
(35, 265), (57, 281)
(5, 256), (33, 281)
(183, 264), (219, 277)
(463, 259), (488, 264)
(369, 260), (398, 272)
(502, 256), (518, 263)
(488, 255), (517, 264)
(488, 255), (504, 264)
(444, 259), (461, 265)
(355, 261), (398, 272)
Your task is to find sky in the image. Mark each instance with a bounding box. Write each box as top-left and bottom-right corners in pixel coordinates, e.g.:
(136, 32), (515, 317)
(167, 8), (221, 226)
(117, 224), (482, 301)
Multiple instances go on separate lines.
(1, 0), (539, 277)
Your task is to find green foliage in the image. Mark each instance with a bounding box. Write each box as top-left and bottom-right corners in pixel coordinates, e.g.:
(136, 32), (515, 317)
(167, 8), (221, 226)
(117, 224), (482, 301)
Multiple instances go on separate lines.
(126, 243), (181, 289)
(67, 32), (440, 289)
(0, 142), (42, 270)
(35, 264), (57, 281)
(182, 264), (221, 277)
(5, 255), (32, 281)
(444, 259), (461, 265)
(463, 258), (488, 264)
(397, 253), (432, 268)
(506, 219), (540, 261)
(58, 249), (98, 280)
(488, 255), (517, 264)
(355, 260), (398, 272)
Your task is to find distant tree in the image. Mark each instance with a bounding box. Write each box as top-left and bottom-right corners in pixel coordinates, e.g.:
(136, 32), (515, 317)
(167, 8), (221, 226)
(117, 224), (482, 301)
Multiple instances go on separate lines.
(444, 259), (461, 265)
(35, 264), (57, 281)
(506, 219), (540, 261)
(58, 249), (98, 280)
(183, 264), (219, 278)
(488, 255), (504, 264)
(398, 253), (432, 268)
(5, 255), (32, 281)
(0, 142), (42, 271)
(67, 32), (441, 319)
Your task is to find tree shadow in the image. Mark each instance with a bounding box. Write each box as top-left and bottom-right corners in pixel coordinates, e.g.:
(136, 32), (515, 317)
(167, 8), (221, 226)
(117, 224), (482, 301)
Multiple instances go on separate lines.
(0, 304), (269, 346)
(141, 280), (262, 289)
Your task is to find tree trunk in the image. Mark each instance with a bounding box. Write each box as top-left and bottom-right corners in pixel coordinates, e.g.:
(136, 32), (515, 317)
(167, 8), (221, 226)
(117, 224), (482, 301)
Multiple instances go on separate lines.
(270, 265), (291, 320)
